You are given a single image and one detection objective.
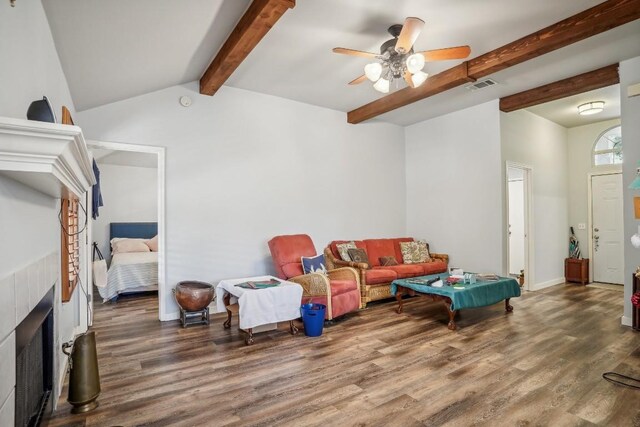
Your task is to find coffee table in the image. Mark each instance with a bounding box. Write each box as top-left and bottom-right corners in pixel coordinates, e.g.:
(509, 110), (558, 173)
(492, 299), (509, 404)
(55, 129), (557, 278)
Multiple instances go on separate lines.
(392, 273), (521, 330)
(215, 276), (303, 345)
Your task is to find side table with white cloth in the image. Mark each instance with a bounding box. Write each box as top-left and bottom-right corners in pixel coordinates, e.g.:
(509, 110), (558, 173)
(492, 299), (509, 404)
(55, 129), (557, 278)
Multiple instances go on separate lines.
(215, 275), (303, 345)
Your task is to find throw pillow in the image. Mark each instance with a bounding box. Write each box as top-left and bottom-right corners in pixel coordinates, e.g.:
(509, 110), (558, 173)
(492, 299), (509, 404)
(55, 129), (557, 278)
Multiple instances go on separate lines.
(400, 241), (431, 264)
(145, 235), (158, 252)
(111, 238), (151, 255)
(379, 256), (399, 266)
(301, 254), (328, 275)
(347, 248), (370, 268)
(336, 241), (357, 261)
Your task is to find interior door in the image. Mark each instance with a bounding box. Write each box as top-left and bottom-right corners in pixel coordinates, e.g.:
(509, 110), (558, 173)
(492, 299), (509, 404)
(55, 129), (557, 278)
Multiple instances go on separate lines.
(591, 173), (624, 284)
(508, 177), (525, 275)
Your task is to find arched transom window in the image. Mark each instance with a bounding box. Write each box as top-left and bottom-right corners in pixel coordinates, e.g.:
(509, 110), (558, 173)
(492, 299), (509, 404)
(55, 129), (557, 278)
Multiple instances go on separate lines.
(593, 125), (622, 166)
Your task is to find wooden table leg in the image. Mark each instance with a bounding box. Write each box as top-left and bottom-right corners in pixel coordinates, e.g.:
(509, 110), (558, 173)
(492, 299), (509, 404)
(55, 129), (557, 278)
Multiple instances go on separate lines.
(289, 320), (298, 335)
(223, 310), (232, 329)
(443, 300), (457, 330)
(396, 286), (405, 314)
(505, 298), (513, 313)
(245, 328), (254, 345)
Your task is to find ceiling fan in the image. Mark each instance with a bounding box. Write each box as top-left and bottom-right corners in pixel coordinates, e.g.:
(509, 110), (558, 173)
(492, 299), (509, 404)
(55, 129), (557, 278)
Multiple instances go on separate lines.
(333, 17), (471, 93)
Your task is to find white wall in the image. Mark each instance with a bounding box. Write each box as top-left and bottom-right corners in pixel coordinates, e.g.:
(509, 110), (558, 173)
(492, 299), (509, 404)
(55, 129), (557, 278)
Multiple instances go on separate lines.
(405, 100), (503, 274)
(77, 82), (407, 319)
(567, 118), (621, 250)
(92, 163), (158, 262)
(0, 0), (86, 413)
(620, 56), (640, 326)
(501, 109), (569, 289)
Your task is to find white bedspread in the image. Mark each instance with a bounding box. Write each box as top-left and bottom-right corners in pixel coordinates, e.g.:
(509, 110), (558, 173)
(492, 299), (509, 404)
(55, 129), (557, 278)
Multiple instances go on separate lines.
(99, 252), (158, 301)
(215, 275), (303, 330)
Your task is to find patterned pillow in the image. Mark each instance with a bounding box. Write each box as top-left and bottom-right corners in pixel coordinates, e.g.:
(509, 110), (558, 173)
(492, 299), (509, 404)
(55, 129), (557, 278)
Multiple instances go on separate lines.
(379, 256), (399, 266)
(399, 241), (431, 264)
(336, 241), (357, 261)
(301, 254), (328, 275)
(347, 248), (370, 268)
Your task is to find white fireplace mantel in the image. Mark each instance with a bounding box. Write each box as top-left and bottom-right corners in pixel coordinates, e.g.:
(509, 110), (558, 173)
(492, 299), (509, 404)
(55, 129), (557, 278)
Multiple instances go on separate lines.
(0, 116), (95, 198)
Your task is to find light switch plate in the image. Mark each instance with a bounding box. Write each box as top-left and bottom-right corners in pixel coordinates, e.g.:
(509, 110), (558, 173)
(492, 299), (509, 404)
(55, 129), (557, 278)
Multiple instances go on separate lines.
(578, 223), (586, 230)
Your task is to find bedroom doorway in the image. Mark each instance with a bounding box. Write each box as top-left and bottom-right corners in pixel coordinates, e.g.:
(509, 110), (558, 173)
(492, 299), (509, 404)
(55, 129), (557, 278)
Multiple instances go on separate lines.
(506, 163), (533, 290)
(86, 141), (166, 324)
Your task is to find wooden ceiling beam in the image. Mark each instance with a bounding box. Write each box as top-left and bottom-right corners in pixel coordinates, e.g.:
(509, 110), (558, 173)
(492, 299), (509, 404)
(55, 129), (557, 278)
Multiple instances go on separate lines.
(499, 64), (619, 112)
(199, 0), (295, 96)
(347, 0), (640, 124)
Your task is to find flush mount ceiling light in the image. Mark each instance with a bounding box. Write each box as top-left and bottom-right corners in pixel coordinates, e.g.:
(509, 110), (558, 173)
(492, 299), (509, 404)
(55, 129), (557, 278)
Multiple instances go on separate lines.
(333, 17), (471, 94)
(578, 101), (605, 116)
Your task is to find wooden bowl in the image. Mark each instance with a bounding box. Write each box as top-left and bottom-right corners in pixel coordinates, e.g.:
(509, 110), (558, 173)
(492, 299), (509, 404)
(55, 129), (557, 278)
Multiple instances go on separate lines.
(173, 281), (214, 312)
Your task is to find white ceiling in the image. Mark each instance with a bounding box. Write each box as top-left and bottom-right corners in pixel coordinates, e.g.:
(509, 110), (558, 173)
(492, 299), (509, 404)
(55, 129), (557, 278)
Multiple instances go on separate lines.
(526, 84), (621, 128)
(43, 1), (640, 125)
(92, 149), (158, 169)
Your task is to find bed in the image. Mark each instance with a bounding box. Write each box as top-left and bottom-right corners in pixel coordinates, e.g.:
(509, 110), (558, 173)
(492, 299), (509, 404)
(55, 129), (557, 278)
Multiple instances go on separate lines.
(97, 222), (158, 301)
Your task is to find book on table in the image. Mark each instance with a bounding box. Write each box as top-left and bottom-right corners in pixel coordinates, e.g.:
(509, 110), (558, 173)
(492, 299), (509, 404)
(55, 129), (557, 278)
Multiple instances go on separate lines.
(235, 279), (281, 289)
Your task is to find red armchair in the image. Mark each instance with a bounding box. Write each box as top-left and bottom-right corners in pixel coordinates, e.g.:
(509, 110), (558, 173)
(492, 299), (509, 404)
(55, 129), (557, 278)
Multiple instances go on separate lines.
(268, 234), (361, 320)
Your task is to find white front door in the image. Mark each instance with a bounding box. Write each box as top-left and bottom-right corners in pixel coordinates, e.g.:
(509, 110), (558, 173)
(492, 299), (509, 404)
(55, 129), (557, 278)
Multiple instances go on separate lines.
(591, 173), (624, 284)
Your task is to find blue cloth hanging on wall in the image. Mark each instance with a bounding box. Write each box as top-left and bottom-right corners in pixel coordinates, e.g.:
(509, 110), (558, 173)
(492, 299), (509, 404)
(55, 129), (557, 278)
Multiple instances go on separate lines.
(92, 159), (104, 219)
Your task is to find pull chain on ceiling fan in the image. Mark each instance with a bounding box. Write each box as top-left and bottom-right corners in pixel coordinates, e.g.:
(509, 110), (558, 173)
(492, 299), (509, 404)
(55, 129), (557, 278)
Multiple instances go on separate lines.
(333, 17), (471, 93)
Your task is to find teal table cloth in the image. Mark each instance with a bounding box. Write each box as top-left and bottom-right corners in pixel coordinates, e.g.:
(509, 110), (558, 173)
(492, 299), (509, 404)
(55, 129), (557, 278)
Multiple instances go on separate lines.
(391, 273), (521, 311)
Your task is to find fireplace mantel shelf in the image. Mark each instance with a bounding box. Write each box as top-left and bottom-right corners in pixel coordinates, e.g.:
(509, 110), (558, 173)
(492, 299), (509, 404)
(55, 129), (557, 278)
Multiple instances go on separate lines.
(0, 116), (95, 198)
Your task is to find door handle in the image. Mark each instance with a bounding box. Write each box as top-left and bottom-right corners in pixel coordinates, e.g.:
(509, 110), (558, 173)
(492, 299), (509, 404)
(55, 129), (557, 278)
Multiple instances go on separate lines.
(594, 228), (599, 232)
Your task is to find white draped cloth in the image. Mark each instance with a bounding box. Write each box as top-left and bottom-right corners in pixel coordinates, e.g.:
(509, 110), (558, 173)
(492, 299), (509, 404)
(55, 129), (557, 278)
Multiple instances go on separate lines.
(215, 275), (303, 330)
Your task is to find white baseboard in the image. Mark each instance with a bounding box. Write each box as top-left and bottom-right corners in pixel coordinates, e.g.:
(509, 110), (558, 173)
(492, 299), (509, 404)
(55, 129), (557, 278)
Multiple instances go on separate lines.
(161, 310), (180, 322)
(530, 277), (564, 291)
(622, 315), (632, 327)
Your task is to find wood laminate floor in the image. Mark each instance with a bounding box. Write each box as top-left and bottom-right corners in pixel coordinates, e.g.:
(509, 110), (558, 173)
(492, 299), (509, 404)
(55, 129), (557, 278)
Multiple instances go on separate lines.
(47, 284), (640, 427)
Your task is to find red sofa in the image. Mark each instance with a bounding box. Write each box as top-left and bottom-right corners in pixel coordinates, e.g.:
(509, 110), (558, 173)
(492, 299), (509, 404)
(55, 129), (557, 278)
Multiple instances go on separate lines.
(324, 238), (448, 307)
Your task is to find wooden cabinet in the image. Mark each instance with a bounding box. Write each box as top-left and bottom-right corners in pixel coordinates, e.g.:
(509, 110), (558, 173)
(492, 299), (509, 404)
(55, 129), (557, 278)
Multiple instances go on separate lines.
(565, 258), (589, 285)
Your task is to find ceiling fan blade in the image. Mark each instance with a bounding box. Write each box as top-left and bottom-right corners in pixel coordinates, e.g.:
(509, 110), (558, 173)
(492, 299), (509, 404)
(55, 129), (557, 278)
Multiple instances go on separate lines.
(420, 46), (471, 61)
(404, 71), (415, 88)
(333, 47), (379, 59)
(349, 75), (368, 85)
(395, 17), (425, 54)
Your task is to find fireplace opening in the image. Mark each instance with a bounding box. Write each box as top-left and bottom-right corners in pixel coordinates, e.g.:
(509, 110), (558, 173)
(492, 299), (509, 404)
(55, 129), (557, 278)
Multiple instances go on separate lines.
(15, 287), (54, 427)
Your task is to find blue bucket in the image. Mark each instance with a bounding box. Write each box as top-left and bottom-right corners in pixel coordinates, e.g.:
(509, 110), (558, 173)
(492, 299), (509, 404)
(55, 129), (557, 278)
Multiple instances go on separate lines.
(300, 303), (326, 337)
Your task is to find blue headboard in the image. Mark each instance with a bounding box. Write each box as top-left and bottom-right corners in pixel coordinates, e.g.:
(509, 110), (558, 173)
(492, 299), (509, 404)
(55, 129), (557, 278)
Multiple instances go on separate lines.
(110, 222), (158, 240)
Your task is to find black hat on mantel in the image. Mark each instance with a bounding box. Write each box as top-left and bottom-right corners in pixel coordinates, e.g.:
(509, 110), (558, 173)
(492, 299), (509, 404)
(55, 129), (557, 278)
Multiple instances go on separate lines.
(26, 96), (56, 123)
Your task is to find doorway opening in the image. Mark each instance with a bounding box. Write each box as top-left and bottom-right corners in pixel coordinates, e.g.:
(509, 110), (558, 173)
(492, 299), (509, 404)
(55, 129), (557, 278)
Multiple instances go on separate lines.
(86, 141), (166, 323)
(506, 163), (532, 290)
(589, 172), (624, 285)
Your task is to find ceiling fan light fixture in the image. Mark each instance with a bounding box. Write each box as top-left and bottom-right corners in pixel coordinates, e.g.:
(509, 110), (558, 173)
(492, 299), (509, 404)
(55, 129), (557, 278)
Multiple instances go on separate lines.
(411, 71), (429, 88)
(406, 53), (425, 74)
(578, 101), (605, 116)
(373, 77), (390, 93)
(364, 62), (383, 82)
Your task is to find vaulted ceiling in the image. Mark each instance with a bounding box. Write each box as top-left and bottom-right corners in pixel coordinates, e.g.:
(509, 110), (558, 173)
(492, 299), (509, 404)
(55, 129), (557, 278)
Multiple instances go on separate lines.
(44, 0), (640, 125)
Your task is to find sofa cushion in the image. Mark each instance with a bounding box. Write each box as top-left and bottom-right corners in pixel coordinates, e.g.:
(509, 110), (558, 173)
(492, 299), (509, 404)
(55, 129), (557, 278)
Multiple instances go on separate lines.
(379, 256), (399, 266)
(365, 268), (397, 285)
(413, 260), (448, 275)
(329, 240), (366, 259)
(378, 264), (423, 278)
(391, 237), (414, 264)
(336, 241), (357, 261)
(301, 254), (328, 275)
(282, 263), (304, 278)
(363, 239), (398, 267)
(329, 279), (358, 296)
(399, 241), (431, 264)
(347, 248), (370, 267)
